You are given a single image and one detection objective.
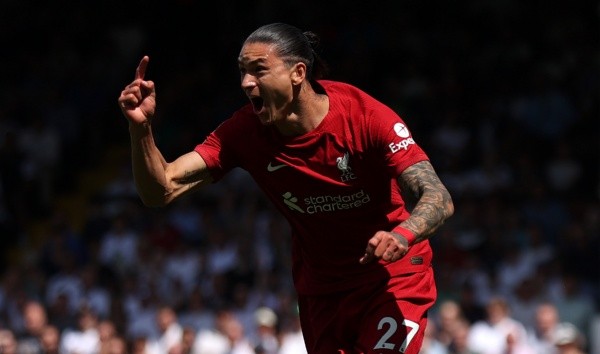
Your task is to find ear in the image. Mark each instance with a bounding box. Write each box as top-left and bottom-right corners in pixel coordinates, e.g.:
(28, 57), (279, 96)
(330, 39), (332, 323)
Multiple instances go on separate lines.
(290, 62), (307, 85)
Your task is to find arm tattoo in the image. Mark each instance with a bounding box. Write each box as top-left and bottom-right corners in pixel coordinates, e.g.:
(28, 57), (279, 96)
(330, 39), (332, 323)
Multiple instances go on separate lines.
(174, 169), (209, 191)
(390, 231), (409, 249)
(398, 161), (454, 243)
(180, 169), (204, 183)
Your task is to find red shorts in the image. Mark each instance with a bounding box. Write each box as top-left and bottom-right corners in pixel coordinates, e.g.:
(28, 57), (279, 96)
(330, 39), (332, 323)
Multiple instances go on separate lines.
(297, 267), (436, 354)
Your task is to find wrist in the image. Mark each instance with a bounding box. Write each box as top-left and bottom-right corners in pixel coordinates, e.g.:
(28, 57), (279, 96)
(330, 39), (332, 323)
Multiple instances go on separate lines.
(391, 225), (416, 246)
(129, 121), (152, 137)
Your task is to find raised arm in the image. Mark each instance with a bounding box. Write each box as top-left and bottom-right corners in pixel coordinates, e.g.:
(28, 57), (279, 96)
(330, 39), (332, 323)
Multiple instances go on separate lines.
(118, 56), (213, 207)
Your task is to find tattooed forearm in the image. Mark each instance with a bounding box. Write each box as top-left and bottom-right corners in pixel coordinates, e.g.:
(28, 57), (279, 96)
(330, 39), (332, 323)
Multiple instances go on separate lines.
(178, 169), (206, 183)
(162, 168), (213, 204)
(397, 161), (454, 243)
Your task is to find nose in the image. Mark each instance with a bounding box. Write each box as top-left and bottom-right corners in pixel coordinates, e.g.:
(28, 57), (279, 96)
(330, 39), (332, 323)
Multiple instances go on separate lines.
(241, 74), (257, 90)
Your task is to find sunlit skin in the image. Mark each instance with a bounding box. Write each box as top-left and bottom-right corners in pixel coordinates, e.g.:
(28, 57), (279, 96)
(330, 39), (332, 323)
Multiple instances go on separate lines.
(238, 43), (294, 124)
(238, 42), (329, 136)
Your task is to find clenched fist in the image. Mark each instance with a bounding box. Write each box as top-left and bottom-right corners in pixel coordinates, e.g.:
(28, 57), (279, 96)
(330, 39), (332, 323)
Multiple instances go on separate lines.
(359, 230), (410, 264)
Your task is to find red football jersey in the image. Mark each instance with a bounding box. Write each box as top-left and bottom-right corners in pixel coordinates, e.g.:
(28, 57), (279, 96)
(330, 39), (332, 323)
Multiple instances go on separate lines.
(195, 80), (432, 295)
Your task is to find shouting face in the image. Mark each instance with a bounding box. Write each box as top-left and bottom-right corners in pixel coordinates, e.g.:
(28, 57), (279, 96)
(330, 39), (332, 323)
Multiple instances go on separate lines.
(238, 42), (304, 126)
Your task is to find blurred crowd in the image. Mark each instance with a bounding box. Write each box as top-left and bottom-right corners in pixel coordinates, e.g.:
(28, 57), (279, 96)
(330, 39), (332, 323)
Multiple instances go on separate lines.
(0, 0), (598, 353)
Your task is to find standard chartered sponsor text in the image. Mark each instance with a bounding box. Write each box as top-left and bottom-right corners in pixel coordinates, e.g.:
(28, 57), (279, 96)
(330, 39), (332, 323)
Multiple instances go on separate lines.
(303, 189), (371, 214)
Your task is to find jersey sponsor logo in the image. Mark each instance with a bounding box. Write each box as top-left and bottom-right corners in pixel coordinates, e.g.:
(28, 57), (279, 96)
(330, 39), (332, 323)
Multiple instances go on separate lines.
(389, 138), (415, 153)
(393, 122), (410, 138)
(336, 152), (357, 182)
(267, 162), (287, 172)
(281, 190), (371, 214)
(282, 192), (304, 213)
(389, 122), (415, 153)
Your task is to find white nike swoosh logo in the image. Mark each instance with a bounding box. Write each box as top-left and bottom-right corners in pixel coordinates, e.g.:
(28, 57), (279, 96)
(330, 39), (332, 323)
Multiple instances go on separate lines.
(267, 162), (287, 172)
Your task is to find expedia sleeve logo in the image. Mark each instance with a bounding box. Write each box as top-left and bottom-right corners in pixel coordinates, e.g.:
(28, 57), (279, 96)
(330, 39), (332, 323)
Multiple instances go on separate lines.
(389, 122), (415, 153)
(393, 123), (410, 138)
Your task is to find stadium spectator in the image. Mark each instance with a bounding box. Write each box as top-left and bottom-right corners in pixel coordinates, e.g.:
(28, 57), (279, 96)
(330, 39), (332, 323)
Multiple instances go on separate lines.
(15, 300), (48, 353)
(39, 325), (60, 354)
(151, 306), (184, 354)
(552, 322), (587, 354)
(467, 297), (528, 354)
(59, 306), (100, 354)
(526, 302), (561, 354)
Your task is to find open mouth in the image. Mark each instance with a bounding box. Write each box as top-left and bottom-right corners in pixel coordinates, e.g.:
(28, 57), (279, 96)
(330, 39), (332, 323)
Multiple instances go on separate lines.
(250, 96), (264, 114)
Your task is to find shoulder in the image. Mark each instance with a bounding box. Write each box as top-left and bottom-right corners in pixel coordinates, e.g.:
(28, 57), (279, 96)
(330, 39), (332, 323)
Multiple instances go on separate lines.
(319, 80), (387, 113)
(318, 80), (369, 99)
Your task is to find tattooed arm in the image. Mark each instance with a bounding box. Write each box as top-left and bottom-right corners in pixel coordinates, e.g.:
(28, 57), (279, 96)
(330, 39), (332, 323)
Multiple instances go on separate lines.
(396, 160), (454, 243)
(130, 123), (213, 207)
(360, 160), (453, 264)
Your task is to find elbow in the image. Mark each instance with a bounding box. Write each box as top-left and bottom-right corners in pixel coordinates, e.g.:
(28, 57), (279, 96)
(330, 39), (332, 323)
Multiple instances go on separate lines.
(445, 202), (455, 220)
(134, 180), (175, 208)
(444, 192), (455, 220)
(137, 187), (173, 208)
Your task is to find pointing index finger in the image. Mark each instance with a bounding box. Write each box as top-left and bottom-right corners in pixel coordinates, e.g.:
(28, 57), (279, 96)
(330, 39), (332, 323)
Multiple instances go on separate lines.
(135, 56), (150, 80)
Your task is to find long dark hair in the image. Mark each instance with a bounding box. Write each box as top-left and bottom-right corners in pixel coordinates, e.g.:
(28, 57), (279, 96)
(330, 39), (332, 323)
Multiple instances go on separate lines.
(244, 23), (329, 81)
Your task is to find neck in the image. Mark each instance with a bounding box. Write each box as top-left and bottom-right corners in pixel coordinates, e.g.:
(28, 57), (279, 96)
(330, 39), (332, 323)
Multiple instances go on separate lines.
(275, 85), (329, 136)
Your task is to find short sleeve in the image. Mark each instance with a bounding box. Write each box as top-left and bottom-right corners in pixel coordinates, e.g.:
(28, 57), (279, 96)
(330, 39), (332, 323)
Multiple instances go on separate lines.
(366, 101), (429, 176)
(194, 113), (247, 182)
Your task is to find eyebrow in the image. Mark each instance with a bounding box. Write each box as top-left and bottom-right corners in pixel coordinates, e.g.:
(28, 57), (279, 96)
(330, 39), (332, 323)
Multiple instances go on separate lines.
(238, 56), (268, 66)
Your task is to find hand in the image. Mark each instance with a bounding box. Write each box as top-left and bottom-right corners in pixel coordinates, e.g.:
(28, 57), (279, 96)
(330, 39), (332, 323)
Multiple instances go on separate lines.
(118, 56), (156, 125)
(359, 231), (409, 264)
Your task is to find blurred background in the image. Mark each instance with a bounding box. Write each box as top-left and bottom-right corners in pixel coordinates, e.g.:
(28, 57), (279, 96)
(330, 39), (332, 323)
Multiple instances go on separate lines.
(0, 0), (598, 353)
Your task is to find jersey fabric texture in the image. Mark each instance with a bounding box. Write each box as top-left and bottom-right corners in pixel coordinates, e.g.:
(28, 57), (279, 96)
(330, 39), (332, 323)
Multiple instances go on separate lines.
(195, 80), (432, 296)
